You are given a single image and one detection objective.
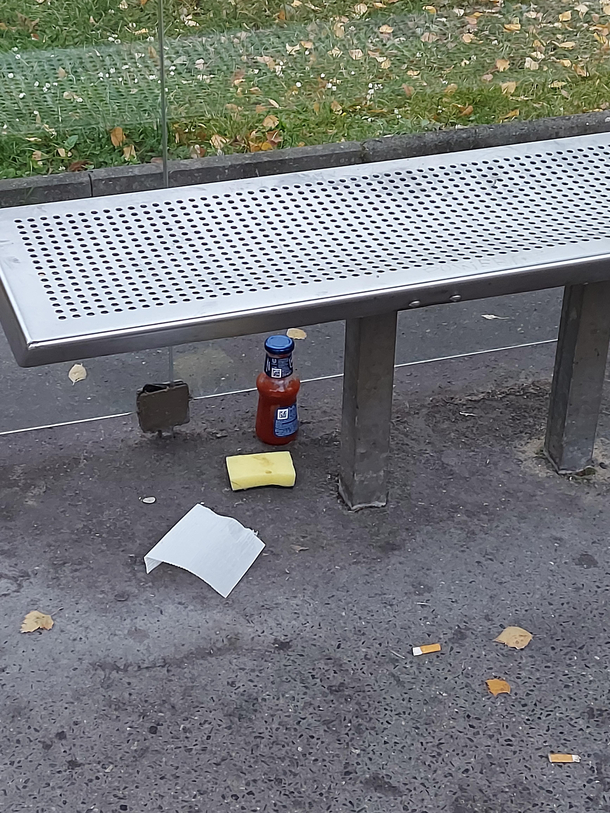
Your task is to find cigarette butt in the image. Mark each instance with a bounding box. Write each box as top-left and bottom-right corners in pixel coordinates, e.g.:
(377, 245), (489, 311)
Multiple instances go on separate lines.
(412, 643), (441, 656)
(548, 754), (581, 763)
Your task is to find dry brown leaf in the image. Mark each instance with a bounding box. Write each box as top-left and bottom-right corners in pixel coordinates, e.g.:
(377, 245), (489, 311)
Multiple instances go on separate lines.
(354, 3), (368, 14)
(379, 24), (394, 33)
(287, 328), (308, 339)
(330, 100), (343, 113)
(286, 43), (300, 55)
(211, 134), (229, 151)
(444, 83), (458, 94)
(110, 126), (125, 147)
(68, 159), (91, 172)
(486, 678), (511, 696)
(462, 32), (475, 42)
(573, 63), (588, 76)
(268, 98), (281, 108)
(501, 80), (517, 95)
(349, 48), (364, 59)
(459, 104), (474, 116)
(558, 10), (572, 21)
(524, 57), (539, 70)
(262, 114), (279, 129)
(502, 109), (520, 120)
(328, 46), (343, 57)
(407, 69), (420, 76)
(495, 58), (510, 71)
(402, 83), (415, 96)
(503, 22), (521, 31)
(421, 31), (438, 42)
(550, 80), (567, 87)
(21, 610), (54, 633)
(558, 58), (572, 66)
(494, 626), (532, 649)
(68, 363), (87, 383)
(560, 41), (576, 49)
(123, 144), (136, 160)
(313, 101), (320, 114)
(57, 147), (67, 158)
(481, 72), (493, 81)
(575, 3), (588, 14)
(333, 21), (345, 37)
(300, 40), (314, 48)
(57, 67), (67, 79)
(424, 5), (437, 12)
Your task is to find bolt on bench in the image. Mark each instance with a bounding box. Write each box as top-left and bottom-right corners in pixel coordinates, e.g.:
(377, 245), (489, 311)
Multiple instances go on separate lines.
(1, 132), (610, 508)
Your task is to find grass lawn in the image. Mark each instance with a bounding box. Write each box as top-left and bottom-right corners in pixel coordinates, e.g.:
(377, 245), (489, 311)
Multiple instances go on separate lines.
(1, 0), (610, 178)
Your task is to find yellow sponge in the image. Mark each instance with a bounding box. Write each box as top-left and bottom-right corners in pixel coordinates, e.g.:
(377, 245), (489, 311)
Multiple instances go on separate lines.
(226, 451), (296, 491)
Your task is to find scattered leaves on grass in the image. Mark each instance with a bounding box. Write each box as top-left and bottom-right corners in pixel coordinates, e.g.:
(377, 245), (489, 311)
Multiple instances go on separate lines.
(379, 24), (394, 34)
(287, 328), (307, 339)
(525, 57), (539, 70)
(501, 109), (520, 121)
(486, 678), (511, 696)
(122, 144), (136, 160)
(421, 31), (439, 42)
(21, 611), (54, 633)
(501, 81), (517, 95)
(549, 753), (581, 763)
(494, 626), (532, 649)
(459, 104), (474, 116)
(495, 58), (510, 71)
(68, 363), (87, 384)
(559, 10), (572, 21)
(110, 126), (125, 147)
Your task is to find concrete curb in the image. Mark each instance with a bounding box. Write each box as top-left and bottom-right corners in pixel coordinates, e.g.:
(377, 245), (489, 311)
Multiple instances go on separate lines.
(2, 110), (610, 208)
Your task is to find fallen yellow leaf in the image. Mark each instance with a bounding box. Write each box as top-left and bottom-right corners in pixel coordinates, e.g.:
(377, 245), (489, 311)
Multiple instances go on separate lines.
(524, 57), (539, 70)
(349, 48), (364, 59)
(300, 40), (314, 48)
(495, 58), (510, 71)
(424, 4), (437, 12)
(502, 109), (520, 120)
(486, 678), (511, 696)
(379, 24), (394, 33)
(501, 80), (517, 94)
(573, 63), (588, 76)
(268, 98), (281, 108)
(262, 114), (279, 129)
(560, 41), (576, 49)
(494, 626), (533, 649)
(211, 134), (228, 151)
(462, 32), (475, 42)
(354, 3), (368, 14)
(504, 22), (521, 31)
(68, 363), (87, 384)
(550, 80), (567, 87)
(459, 103), (474, 116)
(110, 126), (125, 147)
(21, 611), (54, 633)
(444, 83), (458, 94)
(558, 58), (572, 66)
(122, 144), (136, 160)
(421, 31), (439, 41)
(330, 100), (343, 113)
(558, 10), (572, 21)
(287, 328), (307, 339)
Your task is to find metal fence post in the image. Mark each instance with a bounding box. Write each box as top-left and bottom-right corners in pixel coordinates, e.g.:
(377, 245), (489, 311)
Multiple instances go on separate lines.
(339, 312), (397, 509)
(545, 281), (610, 473)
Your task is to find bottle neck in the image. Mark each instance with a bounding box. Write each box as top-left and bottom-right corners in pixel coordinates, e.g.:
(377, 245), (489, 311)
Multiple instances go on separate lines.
(264, 353), (293, 379)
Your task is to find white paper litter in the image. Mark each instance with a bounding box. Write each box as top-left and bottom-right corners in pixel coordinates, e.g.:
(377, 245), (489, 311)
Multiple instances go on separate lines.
(144, 504), (265, 597)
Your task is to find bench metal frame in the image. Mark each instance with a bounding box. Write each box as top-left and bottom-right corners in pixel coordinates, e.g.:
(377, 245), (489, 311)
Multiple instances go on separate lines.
(2, 133), (610, 506)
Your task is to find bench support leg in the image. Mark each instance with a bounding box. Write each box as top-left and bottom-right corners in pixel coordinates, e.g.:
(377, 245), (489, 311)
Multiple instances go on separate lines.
(339, 312), (397, 509)
(545, 282), (610, 473)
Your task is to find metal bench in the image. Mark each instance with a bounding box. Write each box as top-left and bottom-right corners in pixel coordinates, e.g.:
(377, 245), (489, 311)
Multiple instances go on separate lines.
(2, 132), (610, 508)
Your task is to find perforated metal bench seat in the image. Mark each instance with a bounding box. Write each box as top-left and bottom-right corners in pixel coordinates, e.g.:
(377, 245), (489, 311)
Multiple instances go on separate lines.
(2, 132), (610, 367)
(2, 131), (610, 508)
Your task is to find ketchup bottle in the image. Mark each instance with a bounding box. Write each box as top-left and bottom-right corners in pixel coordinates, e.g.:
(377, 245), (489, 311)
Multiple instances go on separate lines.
(255, 335), (300, 445)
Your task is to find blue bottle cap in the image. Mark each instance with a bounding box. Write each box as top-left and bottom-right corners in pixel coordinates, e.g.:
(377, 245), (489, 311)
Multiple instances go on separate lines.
(265, 335), (295, 355)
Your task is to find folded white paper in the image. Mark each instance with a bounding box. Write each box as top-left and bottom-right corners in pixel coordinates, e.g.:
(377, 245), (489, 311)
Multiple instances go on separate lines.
(144, 504), (265, 597)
